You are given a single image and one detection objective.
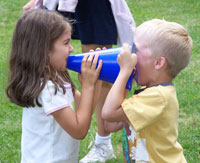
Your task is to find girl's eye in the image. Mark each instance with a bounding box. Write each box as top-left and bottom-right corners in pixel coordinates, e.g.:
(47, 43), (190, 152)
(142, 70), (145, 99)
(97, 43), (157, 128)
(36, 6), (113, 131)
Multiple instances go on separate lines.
(64, 41), (69, 45)
(64, 39), (71, 45)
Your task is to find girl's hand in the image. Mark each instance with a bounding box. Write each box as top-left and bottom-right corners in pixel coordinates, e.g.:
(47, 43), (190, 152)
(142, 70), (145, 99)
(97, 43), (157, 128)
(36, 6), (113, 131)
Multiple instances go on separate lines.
(80, 54), (102, 88)
(117, 43), (137, 74)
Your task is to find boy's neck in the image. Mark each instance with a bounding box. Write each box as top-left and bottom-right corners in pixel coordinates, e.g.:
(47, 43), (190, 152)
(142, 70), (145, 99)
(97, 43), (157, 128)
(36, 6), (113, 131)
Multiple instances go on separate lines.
(147, 74), (172, 88)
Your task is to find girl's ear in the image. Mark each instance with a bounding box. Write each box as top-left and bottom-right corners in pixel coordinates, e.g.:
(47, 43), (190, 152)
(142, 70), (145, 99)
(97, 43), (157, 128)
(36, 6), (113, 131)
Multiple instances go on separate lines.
(154, 56), (167, 70)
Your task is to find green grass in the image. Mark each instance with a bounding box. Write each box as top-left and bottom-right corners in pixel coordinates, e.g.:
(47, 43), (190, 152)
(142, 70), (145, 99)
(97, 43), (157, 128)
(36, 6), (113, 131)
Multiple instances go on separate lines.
(0, 0), (200, 162)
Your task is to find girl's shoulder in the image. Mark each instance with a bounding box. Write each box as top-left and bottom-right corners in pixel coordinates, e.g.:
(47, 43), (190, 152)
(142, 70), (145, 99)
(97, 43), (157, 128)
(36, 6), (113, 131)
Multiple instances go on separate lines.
(42, 80), (72, 93)
(39, 80), (73, 100)
(42, 80), (72, 88)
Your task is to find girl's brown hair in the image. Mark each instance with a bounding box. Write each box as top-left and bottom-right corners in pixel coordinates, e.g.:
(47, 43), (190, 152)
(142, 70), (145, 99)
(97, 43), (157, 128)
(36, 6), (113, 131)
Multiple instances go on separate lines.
(6, 9), (76, 107)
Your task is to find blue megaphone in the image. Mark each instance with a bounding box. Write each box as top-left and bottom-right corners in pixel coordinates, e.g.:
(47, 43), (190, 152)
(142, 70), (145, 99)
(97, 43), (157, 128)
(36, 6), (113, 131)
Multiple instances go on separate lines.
(67, 45), (135, 90)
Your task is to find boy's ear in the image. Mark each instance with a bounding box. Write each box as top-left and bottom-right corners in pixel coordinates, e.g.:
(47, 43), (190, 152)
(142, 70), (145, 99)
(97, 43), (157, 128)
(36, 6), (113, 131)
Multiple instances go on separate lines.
(154, 56), (167, 70)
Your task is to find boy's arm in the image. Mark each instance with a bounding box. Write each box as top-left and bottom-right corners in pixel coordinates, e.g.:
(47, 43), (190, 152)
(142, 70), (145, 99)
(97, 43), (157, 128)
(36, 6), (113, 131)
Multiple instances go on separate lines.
(104, 121), (123, 132)
(102, 43), (137, 122)
(101, 71), (129, 122)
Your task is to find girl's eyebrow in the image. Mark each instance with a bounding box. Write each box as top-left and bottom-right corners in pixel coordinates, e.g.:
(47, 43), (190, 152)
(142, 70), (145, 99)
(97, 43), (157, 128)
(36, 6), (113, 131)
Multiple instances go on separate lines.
(64, 38), (71, 43)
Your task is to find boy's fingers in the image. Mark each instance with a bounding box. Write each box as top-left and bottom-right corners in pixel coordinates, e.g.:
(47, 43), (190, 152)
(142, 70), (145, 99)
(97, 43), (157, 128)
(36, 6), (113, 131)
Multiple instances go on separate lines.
(123, 43), (130, 50)
(122, 43), (131, 54)
(131, 53), (138, 65)
(117, 54), (121, 62)
(132, 53), (137, 59)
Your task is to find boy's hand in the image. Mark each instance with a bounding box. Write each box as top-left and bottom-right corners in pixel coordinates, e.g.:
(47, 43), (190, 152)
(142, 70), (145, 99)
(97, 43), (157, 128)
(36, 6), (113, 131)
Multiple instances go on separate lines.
(117, 43), (137, 74)
(80, 54), (102, 89)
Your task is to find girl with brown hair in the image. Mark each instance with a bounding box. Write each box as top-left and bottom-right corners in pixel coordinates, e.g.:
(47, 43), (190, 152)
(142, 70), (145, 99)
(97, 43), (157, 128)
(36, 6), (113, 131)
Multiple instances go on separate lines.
(6, 9), (102, 162)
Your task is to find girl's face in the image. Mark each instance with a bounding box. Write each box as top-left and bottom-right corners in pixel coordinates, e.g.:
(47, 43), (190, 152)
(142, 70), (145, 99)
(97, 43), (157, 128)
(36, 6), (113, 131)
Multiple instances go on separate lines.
(49, 31), (73, 71)
(134, 33), (156, 87)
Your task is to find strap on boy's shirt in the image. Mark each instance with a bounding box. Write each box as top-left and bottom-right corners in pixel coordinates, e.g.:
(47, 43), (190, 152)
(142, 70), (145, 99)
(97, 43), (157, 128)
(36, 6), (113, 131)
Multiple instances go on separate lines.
(122, 82), (173, 163)
(153, 82), (173, 87)
(134, 82), (173, 95)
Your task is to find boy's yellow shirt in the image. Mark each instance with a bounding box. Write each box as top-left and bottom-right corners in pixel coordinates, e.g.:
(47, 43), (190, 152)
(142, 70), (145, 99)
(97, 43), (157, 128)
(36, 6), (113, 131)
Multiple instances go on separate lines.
(122, 85), (187, 163)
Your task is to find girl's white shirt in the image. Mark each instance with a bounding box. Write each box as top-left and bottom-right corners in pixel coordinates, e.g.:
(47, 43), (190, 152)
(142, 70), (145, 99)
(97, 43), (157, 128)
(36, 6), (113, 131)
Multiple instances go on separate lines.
(35, 0), (136, 46)
(21, 80), (80, 163)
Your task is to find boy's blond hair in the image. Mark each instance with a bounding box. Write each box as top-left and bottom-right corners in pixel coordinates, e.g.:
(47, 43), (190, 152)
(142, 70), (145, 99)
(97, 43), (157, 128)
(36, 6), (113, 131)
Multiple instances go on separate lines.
(136, 19), (193, 78)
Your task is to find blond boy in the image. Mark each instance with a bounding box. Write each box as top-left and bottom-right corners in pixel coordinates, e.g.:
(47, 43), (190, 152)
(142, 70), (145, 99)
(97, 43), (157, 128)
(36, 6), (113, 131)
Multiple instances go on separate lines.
(102, 19), (192, 163)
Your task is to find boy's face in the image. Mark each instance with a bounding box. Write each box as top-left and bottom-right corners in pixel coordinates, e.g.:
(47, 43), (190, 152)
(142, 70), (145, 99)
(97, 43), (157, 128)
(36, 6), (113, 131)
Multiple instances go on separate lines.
(49, 31), (73, 71)
(134, 33), (156, 87)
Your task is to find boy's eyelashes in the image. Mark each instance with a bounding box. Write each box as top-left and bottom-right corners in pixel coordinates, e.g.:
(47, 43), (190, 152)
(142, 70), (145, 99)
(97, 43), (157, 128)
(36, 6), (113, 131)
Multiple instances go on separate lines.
(131, 42), (138, 54)
(132, 47), (138, 54)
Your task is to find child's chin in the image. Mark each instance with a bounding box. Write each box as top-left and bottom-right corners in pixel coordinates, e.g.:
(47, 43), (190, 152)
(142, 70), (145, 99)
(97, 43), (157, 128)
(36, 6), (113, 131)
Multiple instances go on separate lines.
(135, 81), (140, 86)
(60, 68), (67, 72)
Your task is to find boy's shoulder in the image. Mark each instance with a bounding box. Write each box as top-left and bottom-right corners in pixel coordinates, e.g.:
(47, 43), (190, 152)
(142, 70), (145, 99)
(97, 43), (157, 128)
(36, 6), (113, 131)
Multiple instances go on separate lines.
(145, 84), (175, 95)
(133, 84), (176, 101)
(149, 84), (174, 90)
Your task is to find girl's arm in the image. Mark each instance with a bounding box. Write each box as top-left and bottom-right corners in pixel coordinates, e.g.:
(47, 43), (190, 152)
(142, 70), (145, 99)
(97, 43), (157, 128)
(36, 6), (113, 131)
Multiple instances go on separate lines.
(86, 48), (102, 110)
(92, 80), (102, 112)
(102, 43), (137, 122)
(75, 77), (102, 113)
(52, 54), (102, 139)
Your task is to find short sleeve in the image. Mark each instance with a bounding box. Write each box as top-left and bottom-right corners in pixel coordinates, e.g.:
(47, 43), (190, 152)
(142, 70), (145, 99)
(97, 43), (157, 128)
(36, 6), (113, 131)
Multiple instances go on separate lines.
(39, 81), (72, 115)
(122, 87), (166, 132)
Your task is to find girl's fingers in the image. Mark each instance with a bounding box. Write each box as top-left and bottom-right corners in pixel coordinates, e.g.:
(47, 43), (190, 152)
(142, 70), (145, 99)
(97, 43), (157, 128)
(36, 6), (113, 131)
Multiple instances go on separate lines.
(78, 73), (81, 82)
(82, 54), (102, 76)
(91, 54), (99, 70)
(86, 54), (95, 67)
(95, 47), (101, 51)
(96, 60), (102, 75)
(82, 54), (89, 66)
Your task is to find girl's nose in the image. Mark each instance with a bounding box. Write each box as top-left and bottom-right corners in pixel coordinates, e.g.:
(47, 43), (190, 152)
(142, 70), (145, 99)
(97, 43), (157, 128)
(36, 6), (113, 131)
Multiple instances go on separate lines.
(69, 44), (74, 53)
